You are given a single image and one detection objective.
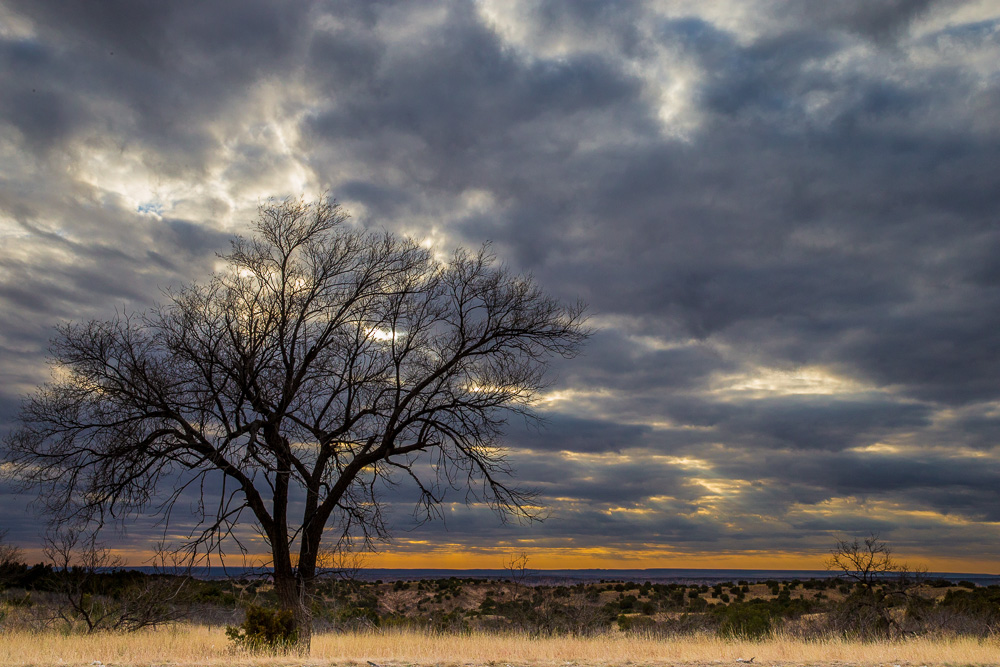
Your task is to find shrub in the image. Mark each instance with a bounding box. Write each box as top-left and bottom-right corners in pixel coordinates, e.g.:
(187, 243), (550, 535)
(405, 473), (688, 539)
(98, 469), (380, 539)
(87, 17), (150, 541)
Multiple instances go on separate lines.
(717, 602), (773, 639)
(226, 605), (298, 654)
(939, 588), (1000, 621)
(617, 613), (656, 632)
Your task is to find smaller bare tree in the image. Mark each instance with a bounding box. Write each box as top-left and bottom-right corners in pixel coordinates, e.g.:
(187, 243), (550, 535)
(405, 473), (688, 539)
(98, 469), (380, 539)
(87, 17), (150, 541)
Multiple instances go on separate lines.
(0, 530), (22, 567)
(826, 533), (925, 638)
(828, 533), (898, 586)
(504, 551), (531, 600)
(0, 529), (24, 591)
(504, 552), (530, 583)
(44, 528), (190, 633)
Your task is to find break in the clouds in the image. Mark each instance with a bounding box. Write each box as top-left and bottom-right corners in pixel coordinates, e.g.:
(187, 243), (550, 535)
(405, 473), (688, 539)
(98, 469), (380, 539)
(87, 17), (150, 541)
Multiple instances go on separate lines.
(1, 0), (999, 570)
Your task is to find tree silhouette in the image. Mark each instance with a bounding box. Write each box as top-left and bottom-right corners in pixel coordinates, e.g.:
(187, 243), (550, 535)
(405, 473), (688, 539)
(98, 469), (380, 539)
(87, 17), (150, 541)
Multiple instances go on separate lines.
(826, 533), (925, 638)
(3, 198), (588, 649)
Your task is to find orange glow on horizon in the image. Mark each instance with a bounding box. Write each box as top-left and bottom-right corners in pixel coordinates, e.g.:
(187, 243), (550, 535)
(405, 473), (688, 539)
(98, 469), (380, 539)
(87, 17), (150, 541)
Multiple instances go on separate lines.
(20, 546), (996, 575)
(360, 548), (998, 575)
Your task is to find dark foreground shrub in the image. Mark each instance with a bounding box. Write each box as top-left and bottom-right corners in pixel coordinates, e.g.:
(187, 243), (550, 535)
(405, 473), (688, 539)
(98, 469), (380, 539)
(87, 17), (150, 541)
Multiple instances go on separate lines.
(226, 604), (298, 653)
(716, 602), (773, 639)
(617, 613), (656, 632)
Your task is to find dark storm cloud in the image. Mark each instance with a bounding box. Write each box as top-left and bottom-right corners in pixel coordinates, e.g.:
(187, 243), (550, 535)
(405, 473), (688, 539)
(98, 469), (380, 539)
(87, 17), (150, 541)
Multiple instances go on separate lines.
(0, 0), (317, 177)
(510, 415), (653, 454)
(556, 329), (737, 393)
(7, 0), (307, 69)
(0, 395), (22, 444)
(303, 4), (649, 208)
(1, 0), (999, 566)
(379, 482), (718, 549)
(154, 218), (231, 260)
(693, 448), (1000, 547)
(783, 0), (939, 41)
(320, 15), (638, 141)
(0, 211), (226, 316)
(510, 18), (1000, 405)
(514, 454), (692, 506)
(674, 395), (932, 451)
(838, 300), (1000, 404)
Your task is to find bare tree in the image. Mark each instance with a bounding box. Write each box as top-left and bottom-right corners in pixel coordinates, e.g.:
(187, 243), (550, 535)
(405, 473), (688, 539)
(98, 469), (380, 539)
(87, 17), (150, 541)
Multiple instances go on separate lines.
(43, 527), (189, 633)
(0, 529), (22, 569)
(827, 533), (900, 587)
(826, 533), (925, 638)
(504, 551), (531, 599)
(3, 197), (588, 650)
(0, 529), (24, 590)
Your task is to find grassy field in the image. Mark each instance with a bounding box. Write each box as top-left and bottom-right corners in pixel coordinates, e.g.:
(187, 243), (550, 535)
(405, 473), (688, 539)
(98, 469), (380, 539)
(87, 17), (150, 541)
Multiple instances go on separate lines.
(2, 625), (998, 667)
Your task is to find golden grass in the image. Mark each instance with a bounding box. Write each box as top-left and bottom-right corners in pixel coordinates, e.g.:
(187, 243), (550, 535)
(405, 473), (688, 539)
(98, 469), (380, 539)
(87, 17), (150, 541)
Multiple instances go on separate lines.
(2, 625), (998, 667)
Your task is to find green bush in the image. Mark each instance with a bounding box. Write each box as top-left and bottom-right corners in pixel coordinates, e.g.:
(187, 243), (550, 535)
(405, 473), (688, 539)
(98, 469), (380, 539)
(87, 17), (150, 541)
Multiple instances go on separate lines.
(717, 603), (773, 639)
(688, 596), (708, 612)
(617, 613), (656, 632)
(940, 587), (1000, 620)
(226, 604), (298, 654)
(335, 599), (381, 629)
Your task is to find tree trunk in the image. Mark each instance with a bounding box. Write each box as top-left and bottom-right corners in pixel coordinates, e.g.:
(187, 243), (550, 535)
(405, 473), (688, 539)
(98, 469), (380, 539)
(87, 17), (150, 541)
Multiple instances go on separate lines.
(269, 433), (311, 652)
(273, 568), (312, 653)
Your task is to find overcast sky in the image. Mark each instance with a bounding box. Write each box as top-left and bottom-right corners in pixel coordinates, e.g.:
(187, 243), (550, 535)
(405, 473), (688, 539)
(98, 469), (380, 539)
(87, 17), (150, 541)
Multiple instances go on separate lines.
(2, 0), (1000, 573)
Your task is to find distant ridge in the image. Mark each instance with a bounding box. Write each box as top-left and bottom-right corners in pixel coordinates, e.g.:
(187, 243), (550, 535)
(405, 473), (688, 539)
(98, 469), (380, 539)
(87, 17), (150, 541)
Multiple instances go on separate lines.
(351, 568), (1000, 586)
(122, 566), (1000, 586)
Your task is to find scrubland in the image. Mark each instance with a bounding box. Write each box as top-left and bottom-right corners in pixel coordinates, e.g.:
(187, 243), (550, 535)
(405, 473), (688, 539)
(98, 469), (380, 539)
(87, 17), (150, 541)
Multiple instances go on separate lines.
(3, 572), (1000, 666)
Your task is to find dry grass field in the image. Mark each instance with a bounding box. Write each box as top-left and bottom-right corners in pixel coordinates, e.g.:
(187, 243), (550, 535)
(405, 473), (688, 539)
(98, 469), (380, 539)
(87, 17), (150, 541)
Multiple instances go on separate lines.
(1, 625), (998, 667)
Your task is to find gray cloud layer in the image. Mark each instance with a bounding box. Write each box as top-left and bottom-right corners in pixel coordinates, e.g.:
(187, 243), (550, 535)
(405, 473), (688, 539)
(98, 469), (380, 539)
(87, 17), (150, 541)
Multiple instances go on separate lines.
(1, 0), (999, 568)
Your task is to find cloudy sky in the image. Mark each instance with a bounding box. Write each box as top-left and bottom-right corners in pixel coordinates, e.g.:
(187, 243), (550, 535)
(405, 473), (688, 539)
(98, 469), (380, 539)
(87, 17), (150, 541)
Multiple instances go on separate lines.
(2, 0), (1000, 573)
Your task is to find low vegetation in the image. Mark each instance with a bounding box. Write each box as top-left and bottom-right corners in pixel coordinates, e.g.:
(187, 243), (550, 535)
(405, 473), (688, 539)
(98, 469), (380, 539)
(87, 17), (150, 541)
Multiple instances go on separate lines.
(2, 560), (999, 642)
(2, 532), (997, 664)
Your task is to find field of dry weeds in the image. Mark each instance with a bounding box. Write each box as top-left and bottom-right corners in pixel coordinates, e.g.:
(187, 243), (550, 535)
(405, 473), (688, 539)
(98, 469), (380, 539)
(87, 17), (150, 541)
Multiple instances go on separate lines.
(1, 625), (998, 667)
